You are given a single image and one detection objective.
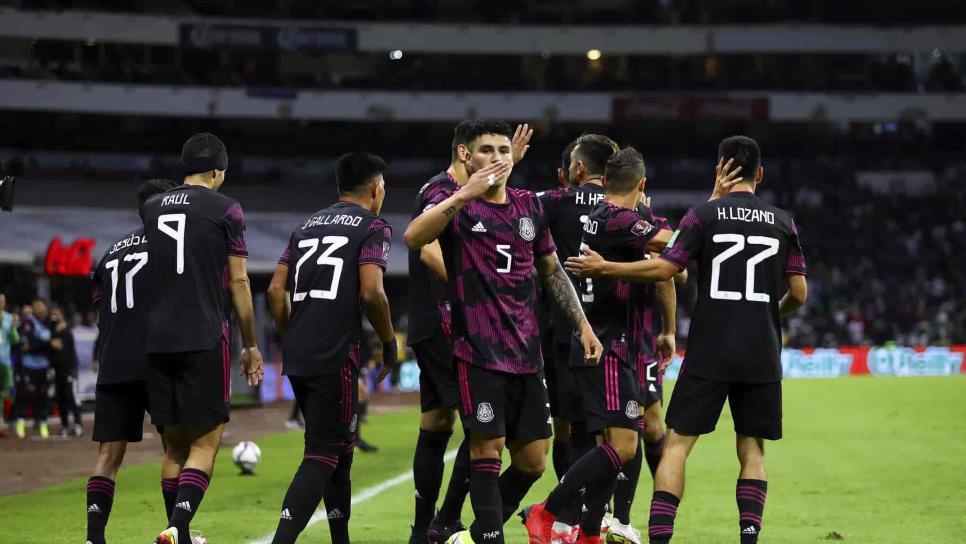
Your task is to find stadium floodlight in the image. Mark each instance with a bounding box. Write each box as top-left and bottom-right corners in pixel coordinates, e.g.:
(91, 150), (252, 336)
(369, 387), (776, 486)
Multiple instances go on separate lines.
(586, 49), (602, 61)
(389, 49), (404, 60)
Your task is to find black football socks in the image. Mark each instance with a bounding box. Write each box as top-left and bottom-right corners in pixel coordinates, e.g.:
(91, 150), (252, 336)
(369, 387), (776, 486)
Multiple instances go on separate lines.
(736, 479), (767, 543)
(271, 454), (338, 544)
(161, 478), (178, 520)
(545, 443), (623, 516)
(169, 468), (209, 538)
(612, 437), (643, 525)
(436, 437), (470, 524)
(324, 450), (354, 544)
(86, 476), (115, 544)
(552, 438), (571, 482)
(468, 458), (503, 544)
(644, 433), (666, 477)
(648, 490), (680, 543)
(412, 429), (452, 536)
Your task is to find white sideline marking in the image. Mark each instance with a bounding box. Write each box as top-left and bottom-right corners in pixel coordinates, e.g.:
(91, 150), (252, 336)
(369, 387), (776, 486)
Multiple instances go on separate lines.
(249, 448), (459, 544)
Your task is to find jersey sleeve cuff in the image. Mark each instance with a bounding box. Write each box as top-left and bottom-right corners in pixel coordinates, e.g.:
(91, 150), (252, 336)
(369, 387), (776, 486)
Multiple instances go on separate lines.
(358, 259), (388, 270)
(658, 254), (687, 271)
(784, 270), (807, 276)
(228, 251), (249, 258)
(536, 246), (557, 259)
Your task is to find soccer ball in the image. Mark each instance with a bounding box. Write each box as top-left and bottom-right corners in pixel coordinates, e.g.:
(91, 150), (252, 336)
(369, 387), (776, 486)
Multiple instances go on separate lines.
(231, 441), (261, 475)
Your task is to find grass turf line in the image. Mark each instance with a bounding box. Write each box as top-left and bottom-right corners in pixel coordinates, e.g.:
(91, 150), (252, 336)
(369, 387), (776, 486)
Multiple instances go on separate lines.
(0, 376), (963, 543)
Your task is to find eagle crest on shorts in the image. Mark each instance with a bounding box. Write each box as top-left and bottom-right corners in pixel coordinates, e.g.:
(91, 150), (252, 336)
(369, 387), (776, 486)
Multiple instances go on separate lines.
(477, 402), (495, 423)
(625, 400), (640, 420)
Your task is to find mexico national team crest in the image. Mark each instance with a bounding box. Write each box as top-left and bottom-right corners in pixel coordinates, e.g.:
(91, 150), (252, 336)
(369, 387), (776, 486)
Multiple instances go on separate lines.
(625, 400), (640, 420)
(519, 217), (536, 241)
(477, 402), (495, 423)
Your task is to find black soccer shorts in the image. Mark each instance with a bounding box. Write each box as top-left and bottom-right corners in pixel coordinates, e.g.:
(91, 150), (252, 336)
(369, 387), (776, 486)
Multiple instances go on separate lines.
(638, 358), (664, 409)
(577, 352), (642, 434)
(412, 329), (459, 413)
(665, 371), (782, 440)
(456, 359), (552, 443)
(147, 338), (230, 429)
(289, 365), (359, 454)
(92, 381), (149, 443)
(545, 342), (585, 423)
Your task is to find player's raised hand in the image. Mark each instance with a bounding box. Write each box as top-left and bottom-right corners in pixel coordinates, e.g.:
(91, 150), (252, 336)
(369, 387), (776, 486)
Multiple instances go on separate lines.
(376, 338), (399, 383)
(240, 346), (264, 387)
(579, 324), (603, 366)
(511, 123), (533, 164)
(565, 245), (606, 278)
(462, 160), (511, 200)
(710, 157), (743, 200)
(656, 332), (676, 373)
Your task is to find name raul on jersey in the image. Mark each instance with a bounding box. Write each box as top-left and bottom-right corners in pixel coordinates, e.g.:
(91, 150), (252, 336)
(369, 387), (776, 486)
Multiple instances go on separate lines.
(717, 206), (775, 224)
(302, 214), (363, 230)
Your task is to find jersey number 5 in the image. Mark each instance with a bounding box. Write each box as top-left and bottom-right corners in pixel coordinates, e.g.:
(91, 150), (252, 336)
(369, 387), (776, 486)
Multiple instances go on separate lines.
(293, 236), (349, 301)
(710, 234), (779, 302)
(104, 252), (148, 313)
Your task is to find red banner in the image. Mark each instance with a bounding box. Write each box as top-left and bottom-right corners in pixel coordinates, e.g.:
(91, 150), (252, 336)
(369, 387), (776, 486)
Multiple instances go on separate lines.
(613, 96), (769, 121)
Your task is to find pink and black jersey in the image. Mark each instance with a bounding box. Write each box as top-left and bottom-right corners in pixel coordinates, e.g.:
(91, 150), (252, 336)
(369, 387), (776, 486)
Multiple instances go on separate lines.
(538, 184), (606, 345)
(628, 204), (671, 368)
(90, 227), (151, 384)
(660, 192), (806, 383)
(278, 201), (391, 376)
(406, 171), (458, 346)
(141, 184), (247, 354)
(572, 202), (660, 369)
(426, 185), (556, 374)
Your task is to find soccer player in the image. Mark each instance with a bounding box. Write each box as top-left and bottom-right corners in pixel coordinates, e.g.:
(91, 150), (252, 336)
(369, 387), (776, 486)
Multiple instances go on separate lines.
(410, 121), (533, 544)
(266, 152), (398, 544)
(526, 148), (673, 544)
(537, 134), (619, 486)
(0, 293), (19, 437)
(142, 133), (264, 544)
(405, 120), (602, 544)
(86, 178), (176, 544)
(566, 136), (808, 544)
(15, 298), (57, 439)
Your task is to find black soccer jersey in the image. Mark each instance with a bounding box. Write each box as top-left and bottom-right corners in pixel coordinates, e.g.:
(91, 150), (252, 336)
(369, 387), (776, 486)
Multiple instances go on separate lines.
(660, 192), (807, 383)
(539, 184), (606, 344)
(406, 171), (458, 346)
(629, 206), (671, 368)
(141, 184), (248, 354)
(278, 201), (392, 376)
(572, 202), (660, 369)
(90, 227), (151, 384)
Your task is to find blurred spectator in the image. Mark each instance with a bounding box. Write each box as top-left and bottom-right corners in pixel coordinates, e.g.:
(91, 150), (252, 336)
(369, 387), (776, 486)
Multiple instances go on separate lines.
(0, 293), (20, 436)
(14, 298), (56, 439)
(49, 306), (83, 437)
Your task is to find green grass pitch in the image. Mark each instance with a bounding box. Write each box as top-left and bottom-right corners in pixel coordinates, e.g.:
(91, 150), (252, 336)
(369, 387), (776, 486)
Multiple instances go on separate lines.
(1, 376), (964, 543)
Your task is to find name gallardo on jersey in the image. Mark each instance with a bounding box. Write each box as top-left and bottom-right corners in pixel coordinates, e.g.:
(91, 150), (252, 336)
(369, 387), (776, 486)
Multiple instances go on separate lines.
(660, 192), (806, 383)
(278, 201), (392, 376)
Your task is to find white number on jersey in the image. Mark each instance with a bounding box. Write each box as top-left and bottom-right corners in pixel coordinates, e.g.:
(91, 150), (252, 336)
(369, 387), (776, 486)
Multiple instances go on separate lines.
(710, 234), (780, 302)
(293, 236), (350, 301)
(104, 252), (148, 313)
(158, 213), (186, 274)
(496, 244), (512, 273)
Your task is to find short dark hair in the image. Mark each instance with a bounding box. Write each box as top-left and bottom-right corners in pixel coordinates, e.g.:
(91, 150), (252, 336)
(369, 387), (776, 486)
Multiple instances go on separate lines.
(137, 178), (177, 220)
(452, 120), (514, 154)
(181, 132), (226, 163)
(561, 140), (577, 171)
(718, 135), (760, 181)
(335, 152), (387, 195)
(604, 147), (646, 194)
(573, 134), (619, 176)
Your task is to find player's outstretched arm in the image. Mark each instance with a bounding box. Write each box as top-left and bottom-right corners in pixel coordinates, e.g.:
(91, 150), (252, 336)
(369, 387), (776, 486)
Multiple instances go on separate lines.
(403, 161), (510, 249)
(266, 263), (291, 335)
(536, 253), (603, 366)
(228, 255), (264, 387)
(420, 240), (448, 282)
(779, 274), (808, 317)
(655, 271), (677, 371)
(565, 246), (678, 283)
(644, 228), (674, 253)
(360, 263), (399, 382)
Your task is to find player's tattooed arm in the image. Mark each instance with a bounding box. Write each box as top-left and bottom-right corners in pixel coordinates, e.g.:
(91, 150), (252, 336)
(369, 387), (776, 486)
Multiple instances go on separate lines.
(404, 161), (511, 249)
(536, 253), (603, 365)
(267, 263), (291, 335)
